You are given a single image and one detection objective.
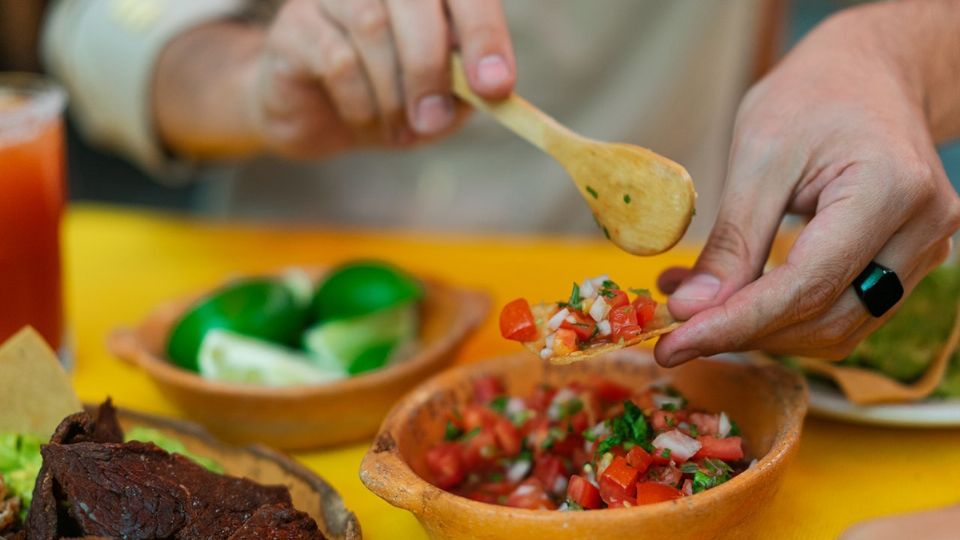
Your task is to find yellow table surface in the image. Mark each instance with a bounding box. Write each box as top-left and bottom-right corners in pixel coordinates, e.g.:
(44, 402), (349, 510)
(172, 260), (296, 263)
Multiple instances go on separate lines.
(66, 204), (959, 540)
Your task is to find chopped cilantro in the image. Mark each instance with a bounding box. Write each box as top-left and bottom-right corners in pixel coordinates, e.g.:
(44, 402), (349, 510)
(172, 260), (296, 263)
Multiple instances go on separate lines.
(661, 402), (677, 412)
(489, 396), (509, 414)
(660, 448), (672, 459)
(460, 427), (482, 442)
(568, 282), (583, 311)
(623, 194), (632, 204)
(541, 427), (567, 450)
(693, 468), (730, 493)
(729, 420), (741, 437)
(563, 500), (585, 511)
(444, 421), (464, 441)
(586, 186), (599, 199)
(629, 288), (651, 296)
(687, 424), (699, 438)
(602, 226), (611, 240)
(560, 398), (584, 419)
(680, 462), (700, 474)
(598, 288), (617, 299)
(488, 472), (504, 482)
(596, 400), (652, 457)
(602, 280), (619, 289)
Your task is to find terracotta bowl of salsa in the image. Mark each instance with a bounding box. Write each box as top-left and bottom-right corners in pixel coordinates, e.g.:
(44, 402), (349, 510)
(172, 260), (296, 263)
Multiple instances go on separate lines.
(109, 276), (488, 450)
(360, 349), (807, 539)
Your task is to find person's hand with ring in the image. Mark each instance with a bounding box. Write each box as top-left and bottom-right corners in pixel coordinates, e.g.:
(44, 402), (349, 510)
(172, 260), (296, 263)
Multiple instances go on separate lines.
(654, 1), (960, 366)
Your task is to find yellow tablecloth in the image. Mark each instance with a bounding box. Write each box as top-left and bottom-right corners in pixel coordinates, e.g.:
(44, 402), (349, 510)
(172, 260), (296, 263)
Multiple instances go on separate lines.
(66, 204), (959, 539)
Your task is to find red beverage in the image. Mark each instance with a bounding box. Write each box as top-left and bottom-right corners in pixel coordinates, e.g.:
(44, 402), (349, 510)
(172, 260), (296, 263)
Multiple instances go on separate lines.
(0, 75), (66, 351)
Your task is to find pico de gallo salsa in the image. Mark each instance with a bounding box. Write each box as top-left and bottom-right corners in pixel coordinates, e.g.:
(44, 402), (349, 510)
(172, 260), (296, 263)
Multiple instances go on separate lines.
(500, 275), (678, 362)
(425, 375), (750, 510)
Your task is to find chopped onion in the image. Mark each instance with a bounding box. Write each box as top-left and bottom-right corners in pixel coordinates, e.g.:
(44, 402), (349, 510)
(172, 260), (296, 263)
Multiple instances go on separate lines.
(718, 411), (732, 438)
(597, 320), (612, 337)
(597, 452), (614, 475)
(585, 420), (611, 441)
(748, 459), (758, 469)
(652, 394), (685, 410)
(506, 397), (526, 416)
(558, 502), (571, 512)
(539, 348), (553, 360)
(548, 308), (570, 330)
(506, 459), (532, 482)
(548, 388), (578, 420)
(590, 274), (610, 288)
(565, 315), (576, 324)
(513, 483), (536, 496)
(553, 476), (568, 495)
(580, 280), (596, 299)
(682, 479), (693, 496)
(652, 430), (702, 462)
(545, 333), (556, 349)
(589, 296), (610, 322)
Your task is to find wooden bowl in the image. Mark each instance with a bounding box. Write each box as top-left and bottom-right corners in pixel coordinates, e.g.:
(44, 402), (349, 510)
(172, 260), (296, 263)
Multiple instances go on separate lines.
(360, 349), (808, 540)
(108, 279), (488, 450)
(112, 405), (360, 540)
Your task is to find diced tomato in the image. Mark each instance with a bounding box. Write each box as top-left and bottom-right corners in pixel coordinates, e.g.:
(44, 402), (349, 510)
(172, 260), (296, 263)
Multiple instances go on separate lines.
(526, 385), (556, 414)
(598, 456), (639, 505)
(473, 375), (505, 405)
(493, 417), (521, 457)
(566, 475), (602, 510)
(635, 482), (683, 505)
(533, 454), (567, 494)
(426, 443), (465, 489)
(615, 325), (645, 341)
(651, 410), (678, 432)
(695, 436), (744, 461)
(568, 410), (590, 434)
(552, 328), (579, 356)
(606, 289), (630, 309)
(608, 305), (638, 337)
(499, 298), (539, 342)
(650, 448), (674, 466)
(560, 311), (597, 341)
(592, 378), (633, 404)
(632, 295), (657, 328)
(625, 446), (653, 474)
(463, 404), (496, 431)
(688, 412), (719, 437)
(506, 479), (556, 510)
(461, 428), (499, 470)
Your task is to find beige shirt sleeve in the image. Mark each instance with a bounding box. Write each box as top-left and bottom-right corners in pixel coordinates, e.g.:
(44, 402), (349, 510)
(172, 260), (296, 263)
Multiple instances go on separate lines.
(41, 0), (246, 176)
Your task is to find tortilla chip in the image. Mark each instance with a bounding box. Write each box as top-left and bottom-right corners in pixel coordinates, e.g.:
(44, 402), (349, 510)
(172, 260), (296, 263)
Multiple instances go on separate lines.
(524, 302), (681, 365)
(794, 301), (960, 404)
(0, 327), (83, 438)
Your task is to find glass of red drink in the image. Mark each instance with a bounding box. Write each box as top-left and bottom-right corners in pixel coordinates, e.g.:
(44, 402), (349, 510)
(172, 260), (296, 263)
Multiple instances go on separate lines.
(0, 74), (67, 357)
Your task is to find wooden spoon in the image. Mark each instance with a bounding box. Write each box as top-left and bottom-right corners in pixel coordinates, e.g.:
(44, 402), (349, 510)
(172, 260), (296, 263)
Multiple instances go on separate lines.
(792, 302), (960, 405)
(450, 55), (696, 256)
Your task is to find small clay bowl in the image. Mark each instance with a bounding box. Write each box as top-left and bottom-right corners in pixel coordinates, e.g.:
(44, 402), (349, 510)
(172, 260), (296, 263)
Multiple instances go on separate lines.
(108, 277), (488, 450)
(111, 405), (361, 540)
(361, 349), (807, 540)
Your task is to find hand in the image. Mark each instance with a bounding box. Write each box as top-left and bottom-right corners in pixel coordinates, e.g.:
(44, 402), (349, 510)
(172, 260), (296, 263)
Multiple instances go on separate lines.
(251, 0), (515, 157)
(654, 9), (960, 366)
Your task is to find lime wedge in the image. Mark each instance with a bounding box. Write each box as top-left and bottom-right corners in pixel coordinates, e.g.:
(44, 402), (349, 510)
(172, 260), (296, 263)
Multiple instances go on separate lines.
(303, 303), (418, 375)
(312, 261), (423, 321)
(168, 278), (309, 372)
(198, 329), (346, 386)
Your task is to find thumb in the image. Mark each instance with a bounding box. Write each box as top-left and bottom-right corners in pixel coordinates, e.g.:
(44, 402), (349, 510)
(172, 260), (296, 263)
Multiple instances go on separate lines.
(668, 196), (787, 321)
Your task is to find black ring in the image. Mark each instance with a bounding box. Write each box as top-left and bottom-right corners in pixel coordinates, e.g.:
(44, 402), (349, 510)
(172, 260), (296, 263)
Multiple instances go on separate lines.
(852, 261), (903, 317)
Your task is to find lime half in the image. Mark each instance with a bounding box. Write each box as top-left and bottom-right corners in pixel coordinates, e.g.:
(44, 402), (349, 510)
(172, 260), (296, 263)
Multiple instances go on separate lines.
(303, 303), (418, 375)
(198, 329), (346, 386)
(312, 261), (423, 321)
(168, 278), (309, 372)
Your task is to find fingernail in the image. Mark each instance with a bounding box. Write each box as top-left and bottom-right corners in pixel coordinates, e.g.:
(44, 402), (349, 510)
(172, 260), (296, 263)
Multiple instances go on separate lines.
(414, 94), (455, 135)
(667, 349), (701, 367)
(672, 273), (721, 302)
(477, 54), (511, 88)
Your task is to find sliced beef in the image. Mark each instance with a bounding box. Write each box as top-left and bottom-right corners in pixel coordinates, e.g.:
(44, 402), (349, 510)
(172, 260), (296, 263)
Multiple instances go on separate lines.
(49, 398), (123, 446)
(227, 504), (324, 540)
(89, 398), (123, 444)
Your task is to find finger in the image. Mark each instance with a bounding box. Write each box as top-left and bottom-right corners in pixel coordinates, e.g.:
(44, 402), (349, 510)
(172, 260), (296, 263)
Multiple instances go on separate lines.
(385, 0), (454, 136)
(753, 232), (952, 356)
(297, 7), (377, 126)
(657, 267), (692, 296)
(319, 0), (406, 142)
(446, 0), (516, 98)
(667, 135), (798, 321)
(656, 170), (919, 367)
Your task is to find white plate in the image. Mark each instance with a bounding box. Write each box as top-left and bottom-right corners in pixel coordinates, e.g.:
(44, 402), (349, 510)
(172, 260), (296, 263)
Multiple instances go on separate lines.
(808, 379), (960, 428)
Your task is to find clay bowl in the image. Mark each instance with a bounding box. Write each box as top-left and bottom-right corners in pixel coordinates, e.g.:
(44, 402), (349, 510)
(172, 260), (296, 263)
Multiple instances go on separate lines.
(361, 349), (808, 540)
(108, 277), (488, 450)
(112, 405), (361, 540)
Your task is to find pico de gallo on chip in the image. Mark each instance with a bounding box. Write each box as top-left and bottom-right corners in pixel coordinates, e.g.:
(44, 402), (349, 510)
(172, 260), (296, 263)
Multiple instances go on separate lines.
(425, 375), (751, 510)
(500, 275), (681, 364)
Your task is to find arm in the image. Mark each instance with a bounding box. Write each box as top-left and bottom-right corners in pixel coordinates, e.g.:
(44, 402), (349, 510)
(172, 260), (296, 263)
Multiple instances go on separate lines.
(655, 0), (960, 365)
(153, 0), (517, 161)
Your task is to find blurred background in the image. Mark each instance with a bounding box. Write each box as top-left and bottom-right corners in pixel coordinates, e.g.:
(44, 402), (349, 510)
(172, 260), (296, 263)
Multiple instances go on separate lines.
(3, 0), (958, 218)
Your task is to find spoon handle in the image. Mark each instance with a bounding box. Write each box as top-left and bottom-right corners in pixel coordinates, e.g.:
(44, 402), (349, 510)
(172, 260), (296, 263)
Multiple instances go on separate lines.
(450, 54), (573, 154)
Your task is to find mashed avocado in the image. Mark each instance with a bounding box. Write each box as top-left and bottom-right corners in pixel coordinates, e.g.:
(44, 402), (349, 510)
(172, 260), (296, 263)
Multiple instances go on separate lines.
(841, 265), (960, 397)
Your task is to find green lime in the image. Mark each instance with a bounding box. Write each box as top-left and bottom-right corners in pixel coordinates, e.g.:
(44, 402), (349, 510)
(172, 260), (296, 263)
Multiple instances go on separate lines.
(167, 278), (309, 371)
(303, 303), (417, 375)
(198, 329), (346, 386)
(311, 261), (423, 321)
